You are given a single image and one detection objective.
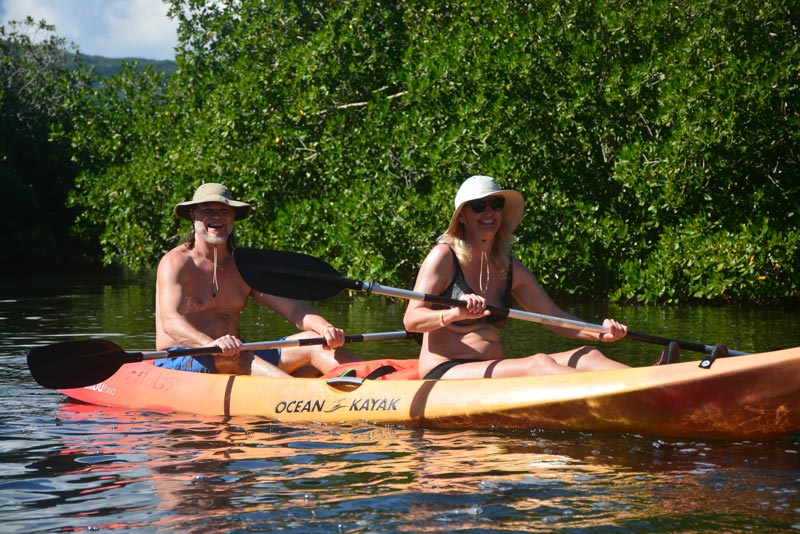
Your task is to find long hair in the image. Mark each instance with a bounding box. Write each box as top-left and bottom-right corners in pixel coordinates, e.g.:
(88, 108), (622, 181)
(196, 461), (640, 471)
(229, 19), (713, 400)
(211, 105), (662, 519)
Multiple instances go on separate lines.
(437, 206), (514, 275)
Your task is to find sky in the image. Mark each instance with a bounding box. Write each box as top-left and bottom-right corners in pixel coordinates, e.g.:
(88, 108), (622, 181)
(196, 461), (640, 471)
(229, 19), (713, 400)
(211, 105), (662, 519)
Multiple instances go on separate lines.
(0, 0), (178, 60)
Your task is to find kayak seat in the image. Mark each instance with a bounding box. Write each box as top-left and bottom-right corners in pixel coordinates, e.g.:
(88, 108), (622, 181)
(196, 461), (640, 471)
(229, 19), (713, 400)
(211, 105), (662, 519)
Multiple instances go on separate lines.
(323, 359), (420, 380)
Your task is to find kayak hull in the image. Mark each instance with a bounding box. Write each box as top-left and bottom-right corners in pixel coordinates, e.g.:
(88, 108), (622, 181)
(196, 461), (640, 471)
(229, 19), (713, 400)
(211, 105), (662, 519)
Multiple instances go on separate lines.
(59, 347), (800, 440)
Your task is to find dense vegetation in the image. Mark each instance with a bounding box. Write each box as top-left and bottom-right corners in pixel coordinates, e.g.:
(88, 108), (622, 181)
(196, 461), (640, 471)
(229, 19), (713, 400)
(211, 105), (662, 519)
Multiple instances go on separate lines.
(2, 1), (798, 303)
(1, 18), (95, 268)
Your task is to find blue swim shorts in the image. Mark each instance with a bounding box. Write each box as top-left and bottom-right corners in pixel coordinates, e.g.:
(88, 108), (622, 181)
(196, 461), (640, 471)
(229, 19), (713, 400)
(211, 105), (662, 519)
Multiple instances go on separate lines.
(153, 341), (283, 373)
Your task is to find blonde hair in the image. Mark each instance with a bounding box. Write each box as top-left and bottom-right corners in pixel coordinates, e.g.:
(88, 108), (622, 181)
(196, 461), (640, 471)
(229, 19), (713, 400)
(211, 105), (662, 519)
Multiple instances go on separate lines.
(437, 206), (514, 276)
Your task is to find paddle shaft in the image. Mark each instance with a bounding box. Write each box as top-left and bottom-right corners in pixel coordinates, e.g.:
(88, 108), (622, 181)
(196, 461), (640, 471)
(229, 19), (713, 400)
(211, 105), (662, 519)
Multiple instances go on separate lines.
(27, 330), (414, 390)
(138, 330), (412, 361)
(280, 270), (749, 356)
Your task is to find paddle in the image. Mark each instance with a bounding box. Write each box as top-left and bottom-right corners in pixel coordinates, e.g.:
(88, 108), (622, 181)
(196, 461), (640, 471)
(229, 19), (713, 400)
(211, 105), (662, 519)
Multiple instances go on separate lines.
(233, 248), (748, 356)
(27, 330), (414, 390)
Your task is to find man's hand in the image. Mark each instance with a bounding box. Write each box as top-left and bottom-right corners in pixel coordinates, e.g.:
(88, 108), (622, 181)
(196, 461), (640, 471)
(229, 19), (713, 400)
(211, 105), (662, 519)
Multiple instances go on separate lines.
(213, 334), (243, 357)
(321, 326), (345, 349)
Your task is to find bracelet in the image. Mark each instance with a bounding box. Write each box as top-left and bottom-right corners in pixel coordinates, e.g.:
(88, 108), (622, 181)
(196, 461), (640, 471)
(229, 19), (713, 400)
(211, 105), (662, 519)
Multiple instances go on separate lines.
(438, 310), (447, 328)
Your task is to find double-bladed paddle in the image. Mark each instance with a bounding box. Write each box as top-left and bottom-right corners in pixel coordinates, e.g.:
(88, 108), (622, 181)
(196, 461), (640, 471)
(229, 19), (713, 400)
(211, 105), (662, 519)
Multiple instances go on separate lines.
(233, 248), (748, 356)
(27, 330), (414, 389)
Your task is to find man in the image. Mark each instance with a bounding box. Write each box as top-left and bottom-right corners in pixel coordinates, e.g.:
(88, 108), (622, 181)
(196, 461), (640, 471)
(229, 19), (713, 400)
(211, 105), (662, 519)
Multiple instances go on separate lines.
(154, 182), (361, 377)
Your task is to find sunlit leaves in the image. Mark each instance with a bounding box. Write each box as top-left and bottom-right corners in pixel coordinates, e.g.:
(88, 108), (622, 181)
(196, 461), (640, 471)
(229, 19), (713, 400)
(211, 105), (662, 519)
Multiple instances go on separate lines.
(55, 0), (800, 302)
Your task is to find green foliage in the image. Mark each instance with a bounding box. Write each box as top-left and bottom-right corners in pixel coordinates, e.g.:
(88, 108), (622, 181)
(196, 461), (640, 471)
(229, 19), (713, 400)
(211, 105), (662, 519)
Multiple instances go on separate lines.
(9, 1), (800, 303)
(613, 216), (800, 303)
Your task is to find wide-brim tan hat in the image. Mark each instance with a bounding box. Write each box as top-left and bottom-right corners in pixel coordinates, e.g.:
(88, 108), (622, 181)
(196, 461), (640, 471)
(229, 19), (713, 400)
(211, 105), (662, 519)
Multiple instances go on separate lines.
(446, 175), (524, 236)
(174, 183), (252, 221)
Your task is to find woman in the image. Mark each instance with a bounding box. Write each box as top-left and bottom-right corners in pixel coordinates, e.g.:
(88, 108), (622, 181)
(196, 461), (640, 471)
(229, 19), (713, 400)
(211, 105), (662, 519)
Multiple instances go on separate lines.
(403, 175), (677, 380)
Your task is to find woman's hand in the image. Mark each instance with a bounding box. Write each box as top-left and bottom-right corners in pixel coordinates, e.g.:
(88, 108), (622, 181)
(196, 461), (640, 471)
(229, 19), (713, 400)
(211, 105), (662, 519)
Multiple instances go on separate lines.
(453, 294), (491, 321)
(598, 318), (628, 342)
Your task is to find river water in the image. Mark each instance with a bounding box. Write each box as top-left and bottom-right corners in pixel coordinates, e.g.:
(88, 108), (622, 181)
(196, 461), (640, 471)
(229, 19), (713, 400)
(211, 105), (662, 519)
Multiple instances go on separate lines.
(1, 272), (799, 533)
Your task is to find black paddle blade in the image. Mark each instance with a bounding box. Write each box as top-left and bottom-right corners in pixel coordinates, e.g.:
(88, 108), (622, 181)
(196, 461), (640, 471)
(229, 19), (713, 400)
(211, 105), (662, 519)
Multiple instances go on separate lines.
(234, 247), (345, 300)
(27, 339), (140, 389)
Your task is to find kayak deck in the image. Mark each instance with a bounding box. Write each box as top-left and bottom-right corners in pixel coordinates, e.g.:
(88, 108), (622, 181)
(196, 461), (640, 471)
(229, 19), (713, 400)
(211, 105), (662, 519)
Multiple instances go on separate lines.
(60, 347), (800, 440)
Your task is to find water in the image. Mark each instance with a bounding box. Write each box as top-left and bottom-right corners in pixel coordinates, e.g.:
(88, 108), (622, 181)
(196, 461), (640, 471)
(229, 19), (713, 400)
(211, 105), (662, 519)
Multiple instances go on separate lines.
(2, 273), (800, 533)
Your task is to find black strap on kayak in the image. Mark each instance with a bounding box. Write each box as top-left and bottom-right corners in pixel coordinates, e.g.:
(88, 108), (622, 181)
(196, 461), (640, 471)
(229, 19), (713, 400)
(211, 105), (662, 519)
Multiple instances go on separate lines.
(364, 365), (399, 380)
(699, 343), (731, 369)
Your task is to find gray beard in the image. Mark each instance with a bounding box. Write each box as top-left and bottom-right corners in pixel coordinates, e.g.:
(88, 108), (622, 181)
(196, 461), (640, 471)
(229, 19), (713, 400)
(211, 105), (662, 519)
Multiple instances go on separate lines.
(194, 221), (229, 245)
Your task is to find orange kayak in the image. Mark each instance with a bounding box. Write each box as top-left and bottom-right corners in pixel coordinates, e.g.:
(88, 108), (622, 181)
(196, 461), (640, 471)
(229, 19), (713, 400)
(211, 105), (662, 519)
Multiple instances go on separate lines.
(59, 347), (800, 440)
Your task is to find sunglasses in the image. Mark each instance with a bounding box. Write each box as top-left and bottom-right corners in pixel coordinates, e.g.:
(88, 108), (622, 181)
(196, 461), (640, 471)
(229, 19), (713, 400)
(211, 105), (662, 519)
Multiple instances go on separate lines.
(196, 206), (235, 217)
(468, 197), (505, 213)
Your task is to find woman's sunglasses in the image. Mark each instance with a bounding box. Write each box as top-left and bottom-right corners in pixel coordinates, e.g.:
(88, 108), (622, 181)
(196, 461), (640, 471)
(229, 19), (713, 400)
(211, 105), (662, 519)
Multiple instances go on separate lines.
(468, 197), (505, 213)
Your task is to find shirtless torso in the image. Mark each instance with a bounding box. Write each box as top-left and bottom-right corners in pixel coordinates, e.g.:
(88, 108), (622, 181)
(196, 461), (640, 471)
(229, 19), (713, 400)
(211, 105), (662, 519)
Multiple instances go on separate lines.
(155, 242), (251, 374)
(155, 198), (360, 377)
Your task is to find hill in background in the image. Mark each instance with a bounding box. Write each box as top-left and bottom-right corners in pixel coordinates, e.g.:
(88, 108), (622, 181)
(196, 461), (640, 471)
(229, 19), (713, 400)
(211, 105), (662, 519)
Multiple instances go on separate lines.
(77, 53), (177, 76)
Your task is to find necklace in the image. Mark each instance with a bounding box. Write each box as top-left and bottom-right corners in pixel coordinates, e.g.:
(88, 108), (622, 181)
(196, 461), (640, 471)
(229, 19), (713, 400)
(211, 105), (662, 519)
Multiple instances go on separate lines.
(479, 240), (489, 295)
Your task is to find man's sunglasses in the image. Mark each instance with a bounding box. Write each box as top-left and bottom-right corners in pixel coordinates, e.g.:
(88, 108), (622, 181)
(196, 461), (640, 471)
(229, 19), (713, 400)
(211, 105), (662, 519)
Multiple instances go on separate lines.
(468, 197), (505, 213)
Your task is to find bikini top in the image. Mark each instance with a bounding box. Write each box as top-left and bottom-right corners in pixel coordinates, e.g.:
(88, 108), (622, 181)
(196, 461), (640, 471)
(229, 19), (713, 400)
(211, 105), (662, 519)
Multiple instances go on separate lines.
(436, 246), (514, 326)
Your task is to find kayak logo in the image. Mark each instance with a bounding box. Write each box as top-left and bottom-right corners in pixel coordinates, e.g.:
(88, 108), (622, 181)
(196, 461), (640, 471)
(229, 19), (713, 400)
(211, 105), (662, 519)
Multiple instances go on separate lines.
(275, 399), (325, 414)
(125, 368), (180, 391)
(274, 397), (401, 414)
(84, 382), (116, 396)
(347, 397), (400, 412)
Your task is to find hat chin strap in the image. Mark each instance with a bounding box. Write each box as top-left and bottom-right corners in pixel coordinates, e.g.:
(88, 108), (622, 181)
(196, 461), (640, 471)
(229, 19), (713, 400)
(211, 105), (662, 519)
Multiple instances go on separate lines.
(212, 245), (219, 298)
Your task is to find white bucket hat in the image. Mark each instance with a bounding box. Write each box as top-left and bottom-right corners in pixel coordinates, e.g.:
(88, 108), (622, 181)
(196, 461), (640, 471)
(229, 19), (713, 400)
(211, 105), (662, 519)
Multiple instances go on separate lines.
(174, 183), (252, 221)
(446, 175), (524, 236)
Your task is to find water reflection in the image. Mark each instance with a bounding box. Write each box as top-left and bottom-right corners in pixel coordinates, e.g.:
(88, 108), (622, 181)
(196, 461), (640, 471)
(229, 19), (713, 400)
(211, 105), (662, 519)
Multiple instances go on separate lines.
(2, 276), (800, 533)
(2, 401), (792, 533)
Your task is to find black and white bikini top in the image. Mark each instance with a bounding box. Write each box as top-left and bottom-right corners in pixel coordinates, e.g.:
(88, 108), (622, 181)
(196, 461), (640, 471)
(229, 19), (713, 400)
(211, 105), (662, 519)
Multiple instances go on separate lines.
(436, 246), (513, 326)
